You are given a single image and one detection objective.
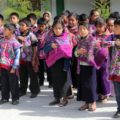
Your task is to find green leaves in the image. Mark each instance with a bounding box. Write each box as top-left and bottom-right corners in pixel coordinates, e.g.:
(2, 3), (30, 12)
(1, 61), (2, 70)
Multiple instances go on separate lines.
(92, 0), (110, 19)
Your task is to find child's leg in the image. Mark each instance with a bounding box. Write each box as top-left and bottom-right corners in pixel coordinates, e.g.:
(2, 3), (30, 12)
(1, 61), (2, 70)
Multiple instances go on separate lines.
(19, 64), (28, 95)
(1, 69), (10, 101)
(38, 59), (45, 86)
(27, 62), (39, 96)
(9, 72), (19, 102)
(114, 82), (120, 112)
(97, 60), (110, 99)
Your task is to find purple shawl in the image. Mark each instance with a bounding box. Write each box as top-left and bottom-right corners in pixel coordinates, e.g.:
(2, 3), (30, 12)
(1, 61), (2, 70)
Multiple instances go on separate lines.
(46, 32), (72, 67)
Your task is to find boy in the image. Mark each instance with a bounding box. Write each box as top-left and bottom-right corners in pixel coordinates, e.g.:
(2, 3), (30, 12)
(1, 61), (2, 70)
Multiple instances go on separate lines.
(9, 12), (20, 36)
(18, 18), (39, 98)
(27, 13), (38, 33)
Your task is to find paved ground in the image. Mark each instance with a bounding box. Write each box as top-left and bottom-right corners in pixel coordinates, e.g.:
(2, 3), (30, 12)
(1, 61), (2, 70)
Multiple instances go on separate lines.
(0, 84), (117, 120)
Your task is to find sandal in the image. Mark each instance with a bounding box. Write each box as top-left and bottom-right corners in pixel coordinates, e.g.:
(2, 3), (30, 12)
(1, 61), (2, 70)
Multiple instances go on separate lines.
(88, 102), (96, 111)
(78, 103), (89, 111)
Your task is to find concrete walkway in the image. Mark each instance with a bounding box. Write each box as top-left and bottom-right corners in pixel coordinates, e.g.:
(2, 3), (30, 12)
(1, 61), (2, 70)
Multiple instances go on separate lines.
(0, 86), (117, 120)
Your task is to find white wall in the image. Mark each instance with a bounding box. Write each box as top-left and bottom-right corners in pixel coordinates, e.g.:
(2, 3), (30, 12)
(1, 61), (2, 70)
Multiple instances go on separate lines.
(64, 0), (93, 15)
(111, 0), (120, 12)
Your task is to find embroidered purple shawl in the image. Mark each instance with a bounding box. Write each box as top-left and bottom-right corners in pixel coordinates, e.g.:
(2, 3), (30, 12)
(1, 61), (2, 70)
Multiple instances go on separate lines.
(46, 32), (72, 67)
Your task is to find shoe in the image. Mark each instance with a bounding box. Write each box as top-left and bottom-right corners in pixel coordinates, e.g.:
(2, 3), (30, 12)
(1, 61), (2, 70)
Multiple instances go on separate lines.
(88, 102), (96, 111)
(12, 100), (19, 105)
(19, 92), (26, 97)
(113, 111), (120, 118)
(78, 103), (89, 111)
(67, 95), (74, 99)
(0, 99), (9, 104)
(59, 98), (68, 107)
(30, 94), (37, 98)
(49, 99), (60, 106)
(48, 84), (53, 88)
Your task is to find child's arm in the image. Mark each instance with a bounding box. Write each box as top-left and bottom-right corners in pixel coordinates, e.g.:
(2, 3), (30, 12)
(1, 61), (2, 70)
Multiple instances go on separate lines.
(10, 48), (21, 73)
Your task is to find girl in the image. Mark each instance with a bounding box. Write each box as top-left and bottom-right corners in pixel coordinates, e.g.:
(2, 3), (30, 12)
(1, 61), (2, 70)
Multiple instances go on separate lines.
(106, 17), (115, 35)
(89, 9), (101, 33)
(75, 22), (98, 111)
(43, 11), (52, 30)
(93, 17), (111, 103)
(0, 23), (21, 105)
(44, 19), (72, 107)
(35, 17), (52, 87)
(68, 12), (78, 89)
(18, 18), (39, 98)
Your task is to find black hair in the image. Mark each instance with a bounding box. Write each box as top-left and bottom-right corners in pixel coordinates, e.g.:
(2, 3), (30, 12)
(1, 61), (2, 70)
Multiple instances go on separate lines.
(9, 12), (19, 19)
(79, 14), (89, 22)
(114, 18), (120, 26)
(37, 17), (47, 25)
(109, 12), (120, 19)
(79, 22), (89, 29)
(68, 12), (79, 20)
(52, 19), (64, 29)
(27, 13), (37, 21)
(4, 23), (16, 33)
(0, 14), (4, 21)
(95, 17), (106, 26)
(106, 17), (115, 23)
(90, 9), (101, 17)
(61, 10), (71, 17)
(19, 18), (31, 27)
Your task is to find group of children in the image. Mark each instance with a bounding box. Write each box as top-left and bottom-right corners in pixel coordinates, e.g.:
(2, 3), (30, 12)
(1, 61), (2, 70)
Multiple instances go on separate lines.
(0, 9), (120, 118)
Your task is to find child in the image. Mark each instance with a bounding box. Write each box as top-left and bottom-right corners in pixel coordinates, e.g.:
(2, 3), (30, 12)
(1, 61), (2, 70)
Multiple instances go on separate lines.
(89, 9), (101, 33)
(106, 17), (115, 35)
(79, 14), (89, 24)
(0, 14), (4, 39)
(109, 19), (120, 118)
(27, 13), (38, 33)
(0, 14), (4, 91)
(75, 22), (98, 111)
(35, 18), (52, 87)
(9, 12), (20, 36)
(18, 18), (39, 98)
(43, 11), (52, 30)
(0, 23), (21, 105)
(93, 17), (111, 103)
(68, 12), (79, 89)
(44, 19), (72, 107)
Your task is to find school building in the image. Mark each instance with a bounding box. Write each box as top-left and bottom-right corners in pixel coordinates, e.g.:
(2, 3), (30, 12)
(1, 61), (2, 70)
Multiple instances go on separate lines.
(51, 0), (120, 16)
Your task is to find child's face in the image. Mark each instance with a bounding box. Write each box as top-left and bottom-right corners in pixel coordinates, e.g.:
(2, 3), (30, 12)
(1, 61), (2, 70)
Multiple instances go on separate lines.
(19, 22), (29, 32)
(63, 15), (68, 24)
(79, 25), (89, 37)
(107, 19), (114, 33)
(10, 15), (19, 25)
(30, 18), (36, 26)
(4, 28), (13, 37)
(37, 24), (46, 32)
(53, 23), (63, 36)
(0, 19), (3, 27)
(96, 25), (106, 34)
(91, 11), (100, 22)
(43, 13), (50, 22)
(68, 16), (78, 27)
(114, 24), (120, 35)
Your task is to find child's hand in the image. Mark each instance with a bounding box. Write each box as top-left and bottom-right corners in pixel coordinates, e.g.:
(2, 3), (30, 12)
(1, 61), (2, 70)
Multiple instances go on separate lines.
(17, 36), (25, 42)
(10, 68), (16, 74)
(115, 39), (120, 46)
(51, 43), (58, 49)
(94, 40), (101, 48)
(77, 48), (87, 55)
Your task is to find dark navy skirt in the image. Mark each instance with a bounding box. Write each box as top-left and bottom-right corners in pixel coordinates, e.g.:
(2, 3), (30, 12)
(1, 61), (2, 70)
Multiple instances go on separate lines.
(77, 65), (98, 103)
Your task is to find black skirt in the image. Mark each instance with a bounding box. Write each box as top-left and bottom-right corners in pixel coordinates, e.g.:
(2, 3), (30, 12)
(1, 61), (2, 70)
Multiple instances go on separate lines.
(51, 58), (71, 100)
(77, 65), (98, 103)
